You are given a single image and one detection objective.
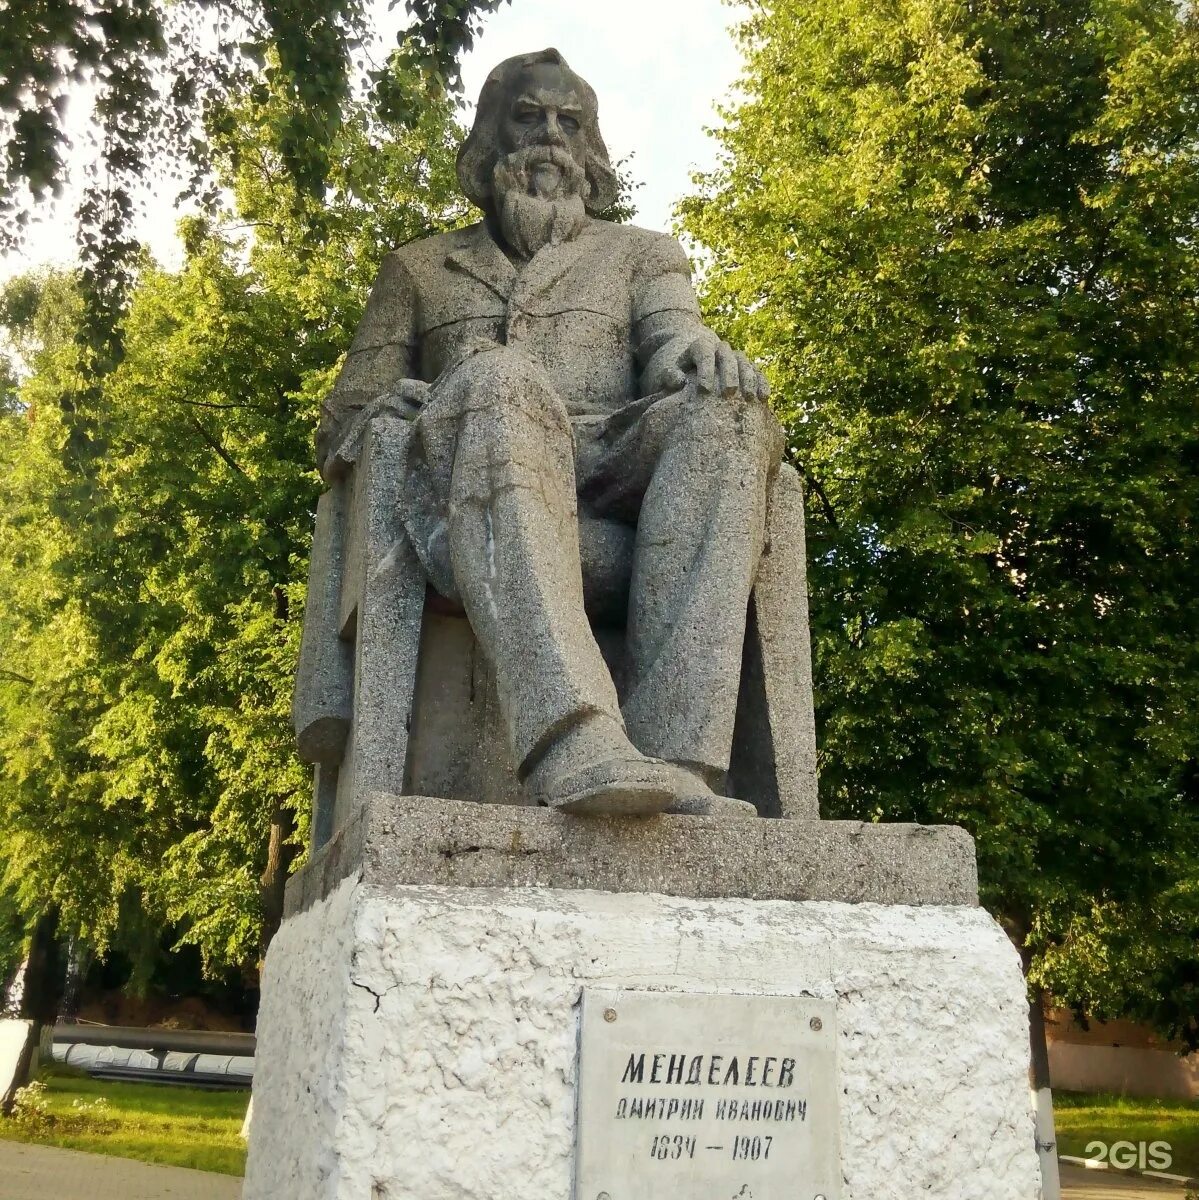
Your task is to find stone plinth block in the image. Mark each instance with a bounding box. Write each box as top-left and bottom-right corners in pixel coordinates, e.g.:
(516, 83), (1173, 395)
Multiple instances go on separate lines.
(284, 793), (979, 917)
(246, 811), (1038, 1199)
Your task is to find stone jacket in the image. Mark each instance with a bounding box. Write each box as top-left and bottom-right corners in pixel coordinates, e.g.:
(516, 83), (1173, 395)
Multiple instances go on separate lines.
(316, 217), (709, 466)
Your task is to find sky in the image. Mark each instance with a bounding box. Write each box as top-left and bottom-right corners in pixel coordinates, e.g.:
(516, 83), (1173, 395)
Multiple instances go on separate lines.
(1, 0), (746, 282)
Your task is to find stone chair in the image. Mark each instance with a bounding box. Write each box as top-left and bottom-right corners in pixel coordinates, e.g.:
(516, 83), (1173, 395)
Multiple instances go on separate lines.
(293, 413), (818, 851)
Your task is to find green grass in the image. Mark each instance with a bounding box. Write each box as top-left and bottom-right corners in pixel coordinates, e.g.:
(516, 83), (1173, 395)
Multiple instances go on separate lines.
(1054, 1090), (1199, 1179)
(6, 1073), (1195, 1183)
(0, 1063), (249, 1176)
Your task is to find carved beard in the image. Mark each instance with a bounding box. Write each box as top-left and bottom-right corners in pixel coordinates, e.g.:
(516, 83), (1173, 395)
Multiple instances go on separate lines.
(492, 145), (589, 258)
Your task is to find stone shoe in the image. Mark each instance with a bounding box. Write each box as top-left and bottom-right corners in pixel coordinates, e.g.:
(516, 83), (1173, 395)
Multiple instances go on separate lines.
(523, 713), (756, 818)
(666, 794), (758, 819)
(533, 755), (700, 816)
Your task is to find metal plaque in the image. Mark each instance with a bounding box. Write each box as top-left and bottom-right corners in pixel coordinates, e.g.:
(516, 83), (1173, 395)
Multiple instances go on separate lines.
(574, 990), (841, 1200)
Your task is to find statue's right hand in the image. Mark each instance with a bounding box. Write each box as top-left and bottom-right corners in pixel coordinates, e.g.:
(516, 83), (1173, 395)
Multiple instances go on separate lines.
(673, 333), (770, 403)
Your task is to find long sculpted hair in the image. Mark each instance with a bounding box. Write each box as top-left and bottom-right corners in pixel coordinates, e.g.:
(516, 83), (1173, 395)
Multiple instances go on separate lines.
(456, 49), (619, 217)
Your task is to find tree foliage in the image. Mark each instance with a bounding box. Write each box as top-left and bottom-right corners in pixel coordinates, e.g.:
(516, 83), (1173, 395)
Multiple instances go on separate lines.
(682, 0), (1199, 1040)
(1, 0), (508, 357)
(0, 62), (468, 976)
(0, 18), (643, 987)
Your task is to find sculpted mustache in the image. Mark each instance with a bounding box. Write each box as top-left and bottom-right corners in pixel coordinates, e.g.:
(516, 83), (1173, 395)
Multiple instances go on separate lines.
(504, 145), (578, 172)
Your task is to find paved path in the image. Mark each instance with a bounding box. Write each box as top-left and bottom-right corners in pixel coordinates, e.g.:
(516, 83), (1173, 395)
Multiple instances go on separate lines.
(0, 1139), (242, 1199)
(0, 1141), (1186, 1200)
(1061, 1163), (1189, 1198)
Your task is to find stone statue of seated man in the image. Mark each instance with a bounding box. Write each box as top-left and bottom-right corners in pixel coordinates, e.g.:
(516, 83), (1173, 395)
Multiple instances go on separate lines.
(316, 48), (785, 819)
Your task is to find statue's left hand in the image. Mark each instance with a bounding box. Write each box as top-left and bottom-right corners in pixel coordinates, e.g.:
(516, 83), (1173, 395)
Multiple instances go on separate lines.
(375, 379), (431, 421)
(322, 380), (431, 482)
(664, 333), (770, 403)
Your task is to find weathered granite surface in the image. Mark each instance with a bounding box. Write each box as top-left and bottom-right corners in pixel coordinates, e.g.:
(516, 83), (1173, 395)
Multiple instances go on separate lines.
(283, 793), (978, 917)
(292, 487), (351, 767)
(295, 47), (814, 824)
(297, 410), (819, 846)
(248, 879), (1039, 1200)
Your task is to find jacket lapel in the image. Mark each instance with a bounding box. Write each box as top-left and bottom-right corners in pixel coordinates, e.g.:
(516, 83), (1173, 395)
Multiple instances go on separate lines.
(510, 221), (604, 314)
(444, 224), (517, 302)
(443, 220), (610, 316)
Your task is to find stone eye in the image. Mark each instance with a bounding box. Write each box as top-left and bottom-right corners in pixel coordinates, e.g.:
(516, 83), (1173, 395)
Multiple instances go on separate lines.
(560, 115), (580, 133)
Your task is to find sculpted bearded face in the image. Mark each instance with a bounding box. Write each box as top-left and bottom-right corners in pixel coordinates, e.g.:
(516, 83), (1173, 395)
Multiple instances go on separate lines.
(457, 51), (619, 258)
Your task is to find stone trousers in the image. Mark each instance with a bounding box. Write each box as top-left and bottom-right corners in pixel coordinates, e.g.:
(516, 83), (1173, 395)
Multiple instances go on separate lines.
(398, 343), (784, 783)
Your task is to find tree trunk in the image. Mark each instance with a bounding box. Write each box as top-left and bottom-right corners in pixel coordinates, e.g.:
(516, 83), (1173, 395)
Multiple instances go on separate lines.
(1, 957), (24, 1016)
(20, 909), (65, 1027)
(260, 801), (298, 955)
(258, 574), (299, 956)
(58, 935), (88, 1022)
(1009, 928), (1062, 1200)
(1027, 984), (1062, 1199)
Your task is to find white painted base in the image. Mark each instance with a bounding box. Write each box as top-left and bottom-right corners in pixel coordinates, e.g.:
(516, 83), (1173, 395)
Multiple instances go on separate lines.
(245, 881), (1040, 1200)
(0, 1018), (33, 1107)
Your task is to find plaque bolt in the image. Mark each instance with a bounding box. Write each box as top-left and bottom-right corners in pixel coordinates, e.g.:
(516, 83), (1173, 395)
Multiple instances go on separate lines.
(603, 1008), (617, 1023)
(809, 1017), (823, 1032)
(597, 1192), (611, 1199)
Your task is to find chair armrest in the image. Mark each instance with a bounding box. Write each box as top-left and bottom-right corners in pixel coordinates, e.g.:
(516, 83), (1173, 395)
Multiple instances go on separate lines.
(293, 482), (353, 763)
(294, 414), (416, 764)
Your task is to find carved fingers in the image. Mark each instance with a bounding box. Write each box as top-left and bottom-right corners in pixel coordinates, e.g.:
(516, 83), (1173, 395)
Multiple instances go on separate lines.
(677, 335), (770, 403)
(660, 365), (688, 392)
(727, 346), (770, 402)
(384, 378), (431, 419)
(741, 352), (770, 402)
(320, 380), (431, 482)
(679, 335), (718, 394)
(717, 342), (741, 397)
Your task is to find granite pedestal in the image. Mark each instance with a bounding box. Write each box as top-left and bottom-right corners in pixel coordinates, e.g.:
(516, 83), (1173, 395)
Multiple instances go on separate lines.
(244, 796), (1040, 1200)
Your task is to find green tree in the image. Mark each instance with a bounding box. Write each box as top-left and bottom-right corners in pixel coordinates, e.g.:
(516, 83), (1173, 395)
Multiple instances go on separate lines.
(0, 42), (643, 994)
(0, 65), (468, 978)
(682, 0), (1199, 1040)
(2, 0), (509, 351)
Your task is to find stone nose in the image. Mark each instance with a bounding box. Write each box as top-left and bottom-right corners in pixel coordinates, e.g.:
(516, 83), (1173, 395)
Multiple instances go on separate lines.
(533, 115), (569, 148)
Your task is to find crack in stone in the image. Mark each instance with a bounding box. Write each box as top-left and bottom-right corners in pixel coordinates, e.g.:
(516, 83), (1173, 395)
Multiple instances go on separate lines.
(439, 842), (542, 860)
(351, 980), (383, 1012)
(440, 844), (483, 859)
(511, 303), (621, 324)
